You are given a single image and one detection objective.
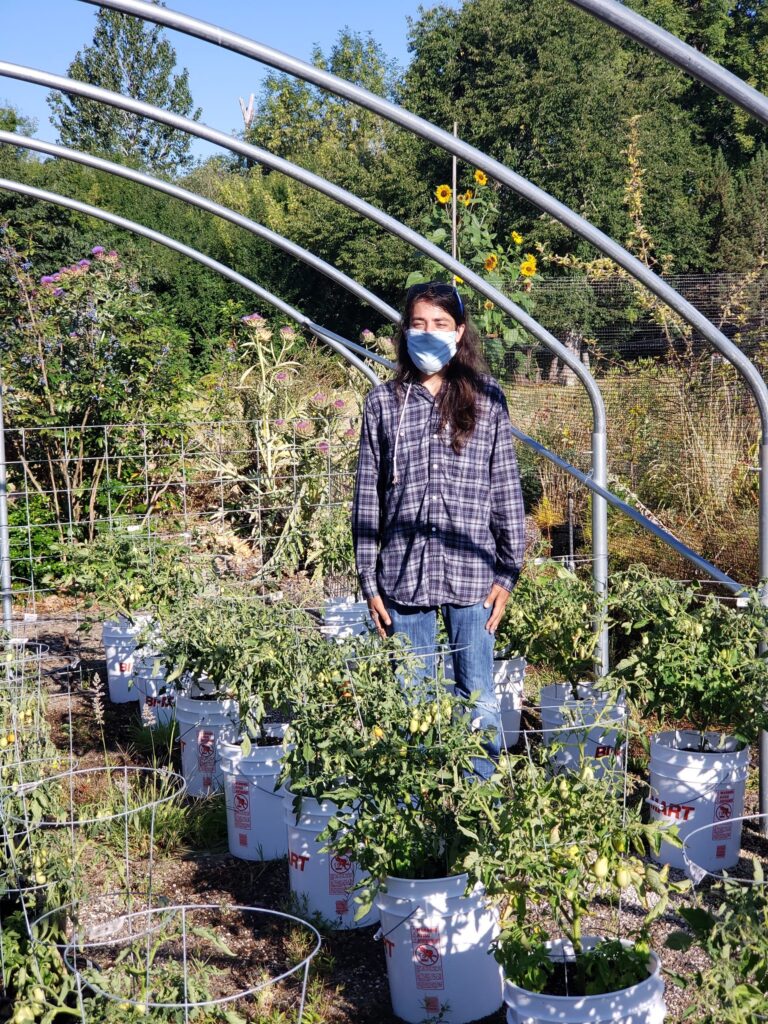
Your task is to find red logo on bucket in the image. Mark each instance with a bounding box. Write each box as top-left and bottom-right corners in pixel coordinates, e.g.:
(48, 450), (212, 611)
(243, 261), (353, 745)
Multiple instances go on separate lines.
(424, 997), (440, 1015)
(383, 937), (395, 959)
(329, 853), (355, 895)
(648, 796), (695, 821)
(147, 694), (174, 709)
(118, 661), (131, 673)
(233, 780), (251, 830)
(714, 789), (734, 822)
(335, 899), (348, 915)
(411, 925), (444, 991)
(238, 833), (248, 846)
(198, 730), (215, 770)
(716, 843), (726, 859)
(289, 850), (310, 872)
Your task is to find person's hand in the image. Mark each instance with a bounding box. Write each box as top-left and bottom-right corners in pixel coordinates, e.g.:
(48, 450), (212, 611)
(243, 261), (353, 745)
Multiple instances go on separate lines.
(367, 595), (392, 639)
(483, 583), (510, 634)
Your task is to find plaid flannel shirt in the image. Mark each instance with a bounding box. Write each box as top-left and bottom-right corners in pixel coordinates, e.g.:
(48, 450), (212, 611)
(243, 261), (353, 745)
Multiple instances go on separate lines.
(351, 376), (525, 606)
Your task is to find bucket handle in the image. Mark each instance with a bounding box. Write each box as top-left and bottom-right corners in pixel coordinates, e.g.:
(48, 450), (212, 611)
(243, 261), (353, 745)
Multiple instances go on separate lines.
(373, 903), (421, 942)
(646, 766), (746, 807)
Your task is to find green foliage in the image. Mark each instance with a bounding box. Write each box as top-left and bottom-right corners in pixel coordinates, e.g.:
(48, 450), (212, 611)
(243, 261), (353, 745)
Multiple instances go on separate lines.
(494, 560), (603, 683)
(0, 232), (192, 539)
(47, 4), (201, 174)
(406, 172), (540, 372)
(478, 749), (688, 995)
(666, 859), (768, 1023)
(282, 634), (496, 894)
(53, 530), (203, 625)
(160, 595), (317, 739)
(608, 566), (768, 739)
(611, 568), (768, 734)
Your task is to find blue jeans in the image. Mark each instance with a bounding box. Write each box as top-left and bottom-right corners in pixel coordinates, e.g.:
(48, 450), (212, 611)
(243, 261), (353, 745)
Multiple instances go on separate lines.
(385, 599), (501, 775)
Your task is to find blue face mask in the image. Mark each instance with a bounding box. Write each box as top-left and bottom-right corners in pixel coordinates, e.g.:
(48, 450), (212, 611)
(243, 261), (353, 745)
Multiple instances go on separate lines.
(405, 329), (458, 374)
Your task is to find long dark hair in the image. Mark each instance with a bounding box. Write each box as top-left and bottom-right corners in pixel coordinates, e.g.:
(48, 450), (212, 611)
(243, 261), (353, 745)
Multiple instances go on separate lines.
(395, 282), (488, 452)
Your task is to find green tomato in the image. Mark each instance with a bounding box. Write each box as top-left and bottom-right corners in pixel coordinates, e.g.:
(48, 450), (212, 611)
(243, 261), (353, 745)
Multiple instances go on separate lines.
(592, 856), (609, 880)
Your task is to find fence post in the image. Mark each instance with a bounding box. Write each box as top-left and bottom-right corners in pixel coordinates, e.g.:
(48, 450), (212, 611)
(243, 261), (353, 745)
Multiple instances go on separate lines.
(0, 385), (14, 634)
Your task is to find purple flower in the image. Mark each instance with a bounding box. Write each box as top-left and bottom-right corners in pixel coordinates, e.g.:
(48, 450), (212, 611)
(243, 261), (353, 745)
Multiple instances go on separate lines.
(68, 332), (79, 339)
(343, 428), (357, 438)
(280, 325), (297, 338)
(91, 246), (105, 255)
(360, 328), (375, 343)
(241, 312), (265, 324)
(317, 441), (330, 455)
(21, 261), (31, 271)
(274, 370), (289, 382)
(294, 419), (313, 436)
(310, 391), (327, 406)
(39, 275), (52, 285)
(273, 418), (286, 427)
(53, 288), (64, 297)
(333, 398), (346, 410)
(51, 273), (61, 282)
(78, 259), (91, 269)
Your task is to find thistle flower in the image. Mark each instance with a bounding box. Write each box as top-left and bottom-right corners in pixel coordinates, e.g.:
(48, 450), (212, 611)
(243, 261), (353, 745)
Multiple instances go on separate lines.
(241, 312), (265, 326)
(294, 419), (313, 436)
(310, 391), (327, 406)
(91, 246), (105, 256)
(360, 328), (375, 343)
(52, 288), (64, 297)
(274, 370), (289, 383)
(280, 325), (297, 339)
(317, 440), (330, 455)
(333, 398), (346, 410)
(77, 259), (91, 269)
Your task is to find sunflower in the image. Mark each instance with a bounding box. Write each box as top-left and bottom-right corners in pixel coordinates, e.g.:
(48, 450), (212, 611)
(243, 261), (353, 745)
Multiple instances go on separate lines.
(458, 189), (474, 207)
(511, 230), (523, 245)
(484, 253), (499, 272)
(520, 253), (538, 277)
(435, 184), (452, 204)
(474, 169), (488, 186)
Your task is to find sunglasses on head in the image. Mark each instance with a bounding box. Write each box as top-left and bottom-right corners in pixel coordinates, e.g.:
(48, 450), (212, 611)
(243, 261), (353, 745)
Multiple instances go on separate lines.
(405, 281), (465, 318)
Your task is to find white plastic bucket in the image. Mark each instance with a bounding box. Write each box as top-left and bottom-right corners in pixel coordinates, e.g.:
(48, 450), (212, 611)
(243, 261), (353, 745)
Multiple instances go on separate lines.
(649, 730), (749, 873)
(283, 793), (377, 929)
(132, 652), (175, 728)
(102, 618), (151, 703)
(375, 872), (504, 1024)
(220, 728), (288, 861)
(175, 694), (240, 797)
(494, 658), (525, 749)
(503, 936), (665, 1024)
(539, 683), (626, 780)
(320, 598), (371, 640)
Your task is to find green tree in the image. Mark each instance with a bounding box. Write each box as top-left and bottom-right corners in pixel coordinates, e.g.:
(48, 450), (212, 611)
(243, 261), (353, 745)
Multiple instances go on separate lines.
(47, 3), (201, 175)
(401, 0), (741, 272)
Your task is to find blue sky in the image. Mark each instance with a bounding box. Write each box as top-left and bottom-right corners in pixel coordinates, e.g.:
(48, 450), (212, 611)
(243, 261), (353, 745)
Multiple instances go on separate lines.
(2, 0), (457, 159)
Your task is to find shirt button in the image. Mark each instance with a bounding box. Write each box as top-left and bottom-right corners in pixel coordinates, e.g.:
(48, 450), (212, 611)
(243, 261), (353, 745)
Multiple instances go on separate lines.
(433, 433), (438, 438)
(432, 463), (438, 470)
(431, 527), (436, 533)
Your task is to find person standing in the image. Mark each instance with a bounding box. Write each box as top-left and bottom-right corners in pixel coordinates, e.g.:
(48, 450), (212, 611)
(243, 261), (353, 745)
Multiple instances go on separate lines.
(351, 281), (526, 762)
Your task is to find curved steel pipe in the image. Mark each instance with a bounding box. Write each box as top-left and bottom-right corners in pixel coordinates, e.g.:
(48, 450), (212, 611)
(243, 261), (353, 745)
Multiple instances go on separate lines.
(78, 2), (768, 438)
(0, 62), (604, 429)
(0, 131), (400, 326)
(0, 178), (381, 387)
(566, 0), (768, 127)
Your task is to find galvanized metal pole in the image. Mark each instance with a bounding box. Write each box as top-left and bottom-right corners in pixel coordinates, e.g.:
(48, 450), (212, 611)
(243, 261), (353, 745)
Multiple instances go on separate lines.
(0, 179), (382, 388)
(0, 385), (13, 635)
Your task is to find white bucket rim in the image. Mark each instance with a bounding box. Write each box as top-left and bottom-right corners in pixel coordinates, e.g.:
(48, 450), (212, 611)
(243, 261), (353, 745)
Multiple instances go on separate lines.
(503, 935), (661, 1005)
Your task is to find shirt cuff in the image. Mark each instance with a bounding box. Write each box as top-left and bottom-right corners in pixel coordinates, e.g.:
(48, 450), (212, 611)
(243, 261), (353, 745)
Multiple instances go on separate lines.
(493, 569), (519, 592)
(358, 572), (379, 601)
